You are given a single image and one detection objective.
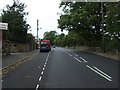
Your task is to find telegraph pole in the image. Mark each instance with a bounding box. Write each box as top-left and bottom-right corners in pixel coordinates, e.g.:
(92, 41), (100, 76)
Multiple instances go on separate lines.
(37, 19), (39, 42)
(101, 2), (105, 53)
(37, 19), (39, 49)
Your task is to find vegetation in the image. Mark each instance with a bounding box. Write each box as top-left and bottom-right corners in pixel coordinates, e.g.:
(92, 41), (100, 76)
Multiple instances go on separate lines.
(0, 16), (2, 21)
(56, 2), (120, 53)
(2, 0), (30, 43)
(43, 31), (58, 45)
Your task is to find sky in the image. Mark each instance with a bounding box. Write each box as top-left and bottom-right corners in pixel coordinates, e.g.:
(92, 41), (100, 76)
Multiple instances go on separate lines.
(0, 0), (68, 39)
(1, 0), (119, 39)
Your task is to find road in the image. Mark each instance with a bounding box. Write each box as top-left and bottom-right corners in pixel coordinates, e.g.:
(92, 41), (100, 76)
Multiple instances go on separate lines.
(2, 47), (119, 89)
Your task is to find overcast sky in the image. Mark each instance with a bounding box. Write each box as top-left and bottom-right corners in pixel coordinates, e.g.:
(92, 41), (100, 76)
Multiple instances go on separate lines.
(0, 0), (68, 39)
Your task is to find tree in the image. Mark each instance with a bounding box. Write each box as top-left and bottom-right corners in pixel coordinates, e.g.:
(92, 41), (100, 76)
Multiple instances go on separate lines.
(2, 0), (30, 43)
(43, 31), (58, 45)
(58, 2), (119, 53)
(54, 33), (65, 46)
(104, 2), (120, 52)
(0, 16), (2, 21)
(58, 2), (104, 47)
(105, 2), (120, 39)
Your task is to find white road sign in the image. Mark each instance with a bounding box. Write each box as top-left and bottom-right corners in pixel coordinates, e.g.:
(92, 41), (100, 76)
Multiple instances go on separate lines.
(0, 22), (8, 30)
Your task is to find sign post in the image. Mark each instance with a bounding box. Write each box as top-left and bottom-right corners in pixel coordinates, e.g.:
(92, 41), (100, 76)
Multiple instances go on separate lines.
(0, 22), (8, 40)
(0, 22), (8, 89)
(0, 22), (8, 30)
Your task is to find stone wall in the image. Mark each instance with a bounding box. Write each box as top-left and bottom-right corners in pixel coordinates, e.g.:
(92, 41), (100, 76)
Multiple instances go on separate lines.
(2, 40), (11, 55)
(10, 43), (31, 53)
(2, 41), (34, 54)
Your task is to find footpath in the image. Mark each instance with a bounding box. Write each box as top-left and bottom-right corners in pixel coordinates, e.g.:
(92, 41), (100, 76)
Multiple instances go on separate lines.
(2, 50), (39, 69)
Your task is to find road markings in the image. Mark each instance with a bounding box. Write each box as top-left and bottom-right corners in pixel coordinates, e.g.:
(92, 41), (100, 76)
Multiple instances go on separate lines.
(43, 67), (45, 71)
(37, 51), (51, 89)
(93, 66), (112, 79)
(80, 57), (88, 63)
(44, 64), (46, 67)
(74, 57), (81, 63)
(65, 51), (68, 54)
(69, 54), (72, 56)
(39, 76), (42, 81)
(75, 54), (78, 57)
(45, 62), (47, 65)
(41, 71), (43, 75)
(46, 51), (50, 62)
(86, 65), (112, 82)
(36, 84), (39, 90)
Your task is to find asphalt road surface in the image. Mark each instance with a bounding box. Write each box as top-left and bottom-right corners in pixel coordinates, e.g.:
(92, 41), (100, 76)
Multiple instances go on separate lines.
(2, 47), (119, 89)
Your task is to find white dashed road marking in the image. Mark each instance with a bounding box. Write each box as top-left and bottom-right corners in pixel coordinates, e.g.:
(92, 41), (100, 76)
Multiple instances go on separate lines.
(43, 67), (45, 71)
(44, 64), (46, 67)
(41, 71), (44, 75)
(39, 76), (42, 81)
(75, 54), (78, 57)
(65, 49), (112, 82)
(80, 57), (88, 63)
(36, 51), (51, 89)
(69, 54), (72, 56)
(74, 57), (81, 63)
(36, 84), (39, 90)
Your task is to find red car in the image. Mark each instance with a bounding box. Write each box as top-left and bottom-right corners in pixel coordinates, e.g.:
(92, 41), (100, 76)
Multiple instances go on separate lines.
(40, 40), (51, 52)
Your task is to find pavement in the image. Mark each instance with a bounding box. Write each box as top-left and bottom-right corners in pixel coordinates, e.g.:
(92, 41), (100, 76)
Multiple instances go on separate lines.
(2, 50), (39, 69)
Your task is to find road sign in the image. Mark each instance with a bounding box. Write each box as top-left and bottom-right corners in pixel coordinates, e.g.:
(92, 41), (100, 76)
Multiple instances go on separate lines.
(0, 22), (8, 30)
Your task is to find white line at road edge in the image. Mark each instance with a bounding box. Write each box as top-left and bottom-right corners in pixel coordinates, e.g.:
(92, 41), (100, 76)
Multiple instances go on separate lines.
(93, 66), (112, 79)
(86, 65), (112, 82)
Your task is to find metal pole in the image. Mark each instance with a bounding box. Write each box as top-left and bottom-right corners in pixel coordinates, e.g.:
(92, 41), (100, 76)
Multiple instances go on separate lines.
(37, 19), (39, 49)
(101, 2), (105, 53)
(37, 19), (39, 42)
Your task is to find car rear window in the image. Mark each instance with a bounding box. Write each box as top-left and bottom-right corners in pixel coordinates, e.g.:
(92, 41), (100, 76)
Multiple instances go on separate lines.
(40, 44), (48, 47)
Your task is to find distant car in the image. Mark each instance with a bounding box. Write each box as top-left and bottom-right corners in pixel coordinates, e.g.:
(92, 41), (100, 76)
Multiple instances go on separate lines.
(53, 45), (56, 48)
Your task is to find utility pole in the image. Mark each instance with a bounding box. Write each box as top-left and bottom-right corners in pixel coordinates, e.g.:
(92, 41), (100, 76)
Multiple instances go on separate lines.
(37, 19), (39, 42)
(101, 2), (105, 53)
(37, 19), (39, 49)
